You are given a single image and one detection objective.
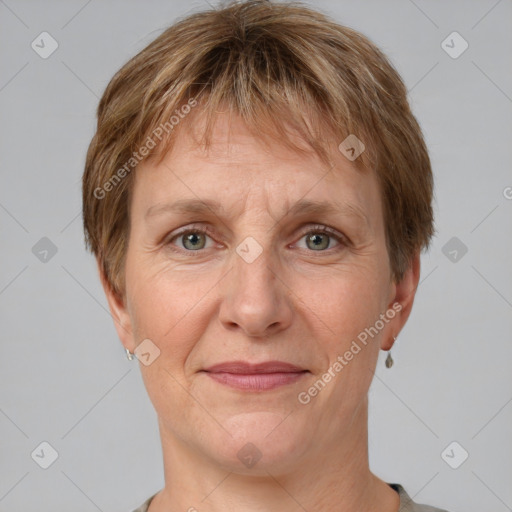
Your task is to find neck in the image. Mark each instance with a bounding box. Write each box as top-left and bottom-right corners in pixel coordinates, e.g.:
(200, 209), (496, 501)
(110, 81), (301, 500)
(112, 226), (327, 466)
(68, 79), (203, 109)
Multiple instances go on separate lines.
(149, 398), (399, 512)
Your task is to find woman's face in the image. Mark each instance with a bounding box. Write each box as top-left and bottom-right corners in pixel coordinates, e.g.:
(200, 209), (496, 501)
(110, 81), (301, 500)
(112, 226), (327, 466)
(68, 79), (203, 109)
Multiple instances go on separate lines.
(102, 112), (418, 474)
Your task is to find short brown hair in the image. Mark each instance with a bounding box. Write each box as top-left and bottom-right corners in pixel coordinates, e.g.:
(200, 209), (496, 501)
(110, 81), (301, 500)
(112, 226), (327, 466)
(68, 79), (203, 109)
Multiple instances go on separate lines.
(82, 0), (434, 298)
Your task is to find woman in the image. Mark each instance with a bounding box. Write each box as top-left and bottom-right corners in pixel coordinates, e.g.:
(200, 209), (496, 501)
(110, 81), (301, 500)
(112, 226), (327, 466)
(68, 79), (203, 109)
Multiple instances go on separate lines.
(82, 1), (451, 510)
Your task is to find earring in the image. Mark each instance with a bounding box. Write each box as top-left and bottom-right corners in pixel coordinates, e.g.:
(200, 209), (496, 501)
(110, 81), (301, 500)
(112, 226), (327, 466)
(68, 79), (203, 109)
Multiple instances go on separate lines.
(125, 348), (135, 361)
(385, 336), (396, 368)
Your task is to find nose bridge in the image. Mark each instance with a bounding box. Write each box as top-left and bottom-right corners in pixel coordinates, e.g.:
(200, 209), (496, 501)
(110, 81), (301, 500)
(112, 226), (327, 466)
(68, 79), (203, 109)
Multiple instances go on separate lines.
(218, 230), (292, 337)
(235, 235), (275, 295)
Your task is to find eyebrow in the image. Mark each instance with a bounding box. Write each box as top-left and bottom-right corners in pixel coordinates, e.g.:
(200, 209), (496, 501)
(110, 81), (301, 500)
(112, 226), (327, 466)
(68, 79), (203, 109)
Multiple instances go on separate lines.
(145, 198), (369, 227)
(145, 198), (224, 219)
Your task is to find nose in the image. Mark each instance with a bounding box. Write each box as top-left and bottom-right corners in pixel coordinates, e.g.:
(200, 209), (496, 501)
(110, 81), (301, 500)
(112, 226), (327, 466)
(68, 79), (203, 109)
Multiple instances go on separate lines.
(218, 242), (293, 339)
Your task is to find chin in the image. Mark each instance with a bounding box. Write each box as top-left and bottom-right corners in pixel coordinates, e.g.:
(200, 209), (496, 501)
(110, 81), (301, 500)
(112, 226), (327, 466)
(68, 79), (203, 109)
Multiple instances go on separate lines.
(207, 411), (310, 474)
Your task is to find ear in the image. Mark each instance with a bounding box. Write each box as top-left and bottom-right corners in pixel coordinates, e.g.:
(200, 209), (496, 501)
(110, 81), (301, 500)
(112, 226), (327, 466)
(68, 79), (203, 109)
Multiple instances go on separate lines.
(95, 256), (136, 353)
(381, 251), (421, 350)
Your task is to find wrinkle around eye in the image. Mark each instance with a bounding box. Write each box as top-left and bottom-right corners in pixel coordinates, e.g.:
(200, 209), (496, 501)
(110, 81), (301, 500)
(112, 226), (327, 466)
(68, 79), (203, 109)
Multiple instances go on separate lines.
(141, 214), (375, 257)
(168, 229), (218, 253)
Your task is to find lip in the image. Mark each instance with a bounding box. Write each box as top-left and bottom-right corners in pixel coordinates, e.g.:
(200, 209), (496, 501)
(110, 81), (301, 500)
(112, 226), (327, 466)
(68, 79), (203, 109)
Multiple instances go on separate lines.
(203, 360), (305, 373)
(201, 361), (308, 391)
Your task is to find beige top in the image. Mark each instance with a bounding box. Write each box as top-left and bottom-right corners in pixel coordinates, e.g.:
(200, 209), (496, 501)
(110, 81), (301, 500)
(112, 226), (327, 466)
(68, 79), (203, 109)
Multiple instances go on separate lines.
(131, 483), (451, 511)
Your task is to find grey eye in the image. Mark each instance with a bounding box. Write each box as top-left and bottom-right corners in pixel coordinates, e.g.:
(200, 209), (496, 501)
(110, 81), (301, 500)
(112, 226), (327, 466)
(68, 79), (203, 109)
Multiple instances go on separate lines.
(181, 232), (207, 250)
(305, 233), (333, 251)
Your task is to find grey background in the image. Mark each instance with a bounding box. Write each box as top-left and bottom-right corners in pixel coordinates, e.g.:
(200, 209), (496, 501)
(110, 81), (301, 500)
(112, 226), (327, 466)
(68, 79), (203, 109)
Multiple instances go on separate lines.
(1, 0), (511, 511)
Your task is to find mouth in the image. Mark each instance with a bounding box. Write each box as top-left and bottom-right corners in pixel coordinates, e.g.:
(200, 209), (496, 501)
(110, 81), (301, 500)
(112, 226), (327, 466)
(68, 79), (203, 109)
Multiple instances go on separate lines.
(201, 360), (309, 391)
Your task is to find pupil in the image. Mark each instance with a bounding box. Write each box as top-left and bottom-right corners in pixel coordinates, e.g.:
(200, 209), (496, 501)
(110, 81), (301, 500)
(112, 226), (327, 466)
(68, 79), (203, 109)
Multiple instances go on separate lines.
(185, 233), (203, 249)
(308, 233), (328, 250)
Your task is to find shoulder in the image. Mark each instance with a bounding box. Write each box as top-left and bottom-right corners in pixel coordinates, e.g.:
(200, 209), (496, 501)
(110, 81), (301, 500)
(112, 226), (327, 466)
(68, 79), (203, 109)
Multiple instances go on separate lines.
(389, 483), (452, 512)
(132, 485), (453, 512)
(130, 492), (157, 512)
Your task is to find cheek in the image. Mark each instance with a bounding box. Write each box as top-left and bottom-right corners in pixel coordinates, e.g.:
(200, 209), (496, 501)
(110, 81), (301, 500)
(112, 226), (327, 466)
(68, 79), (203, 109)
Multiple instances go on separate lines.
(128, 266), (215, 419)
(126, 257), (221, 362)
(303, 267), (388, 346)
(303, 275), (386, 402)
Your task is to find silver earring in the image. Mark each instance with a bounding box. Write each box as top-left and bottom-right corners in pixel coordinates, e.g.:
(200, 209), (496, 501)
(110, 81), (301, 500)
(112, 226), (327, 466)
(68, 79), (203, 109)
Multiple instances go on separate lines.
(125, 348), (135, 361)
(385, 336), (396, 368)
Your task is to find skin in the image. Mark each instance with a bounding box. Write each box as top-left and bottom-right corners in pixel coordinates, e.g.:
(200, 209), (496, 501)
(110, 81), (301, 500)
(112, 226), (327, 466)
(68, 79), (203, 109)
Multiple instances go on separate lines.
(99, 110), (420, 512)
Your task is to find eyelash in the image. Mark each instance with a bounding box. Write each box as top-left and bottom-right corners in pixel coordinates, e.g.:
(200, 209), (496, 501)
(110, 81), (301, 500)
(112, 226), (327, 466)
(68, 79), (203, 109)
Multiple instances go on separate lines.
(164, 223), (348, 256)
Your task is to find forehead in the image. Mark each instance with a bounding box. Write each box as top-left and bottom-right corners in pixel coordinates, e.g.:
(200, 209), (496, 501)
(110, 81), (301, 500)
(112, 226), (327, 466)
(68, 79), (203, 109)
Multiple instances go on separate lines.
(132, 111), (382, 227)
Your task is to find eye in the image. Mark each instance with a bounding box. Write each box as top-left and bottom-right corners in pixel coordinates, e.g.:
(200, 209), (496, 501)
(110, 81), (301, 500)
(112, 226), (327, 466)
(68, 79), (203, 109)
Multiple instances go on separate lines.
(165, 226), (217, 253)
(164, 223), (347, 256)
(295, 225), (346, 252)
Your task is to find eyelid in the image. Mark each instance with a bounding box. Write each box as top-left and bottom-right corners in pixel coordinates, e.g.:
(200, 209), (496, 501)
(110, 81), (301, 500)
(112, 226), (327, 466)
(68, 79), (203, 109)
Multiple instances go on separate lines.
(297, 224), (348, 244)
(292, 224), (349, 251)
